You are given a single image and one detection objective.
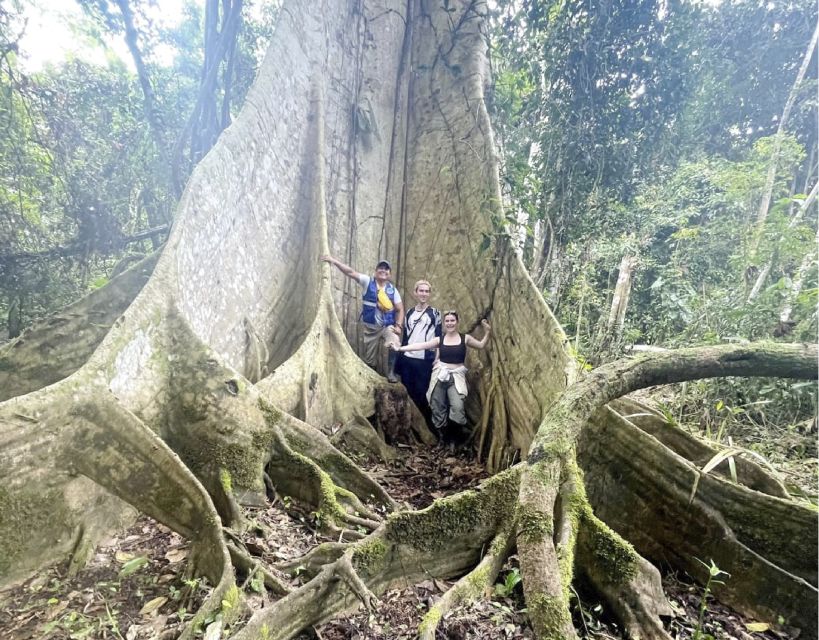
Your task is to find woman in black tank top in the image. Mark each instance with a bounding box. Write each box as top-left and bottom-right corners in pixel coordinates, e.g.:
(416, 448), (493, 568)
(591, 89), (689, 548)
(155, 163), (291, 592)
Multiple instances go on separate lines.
(393, 311), (491, 442)
(438, 333), (466, 364)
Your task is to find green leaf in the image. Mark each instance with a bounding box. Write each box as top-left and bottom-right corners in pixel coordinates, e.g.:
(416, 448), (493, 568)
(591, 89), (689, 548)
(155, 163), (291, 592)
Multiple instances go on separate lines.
(119, 556), (148, 577)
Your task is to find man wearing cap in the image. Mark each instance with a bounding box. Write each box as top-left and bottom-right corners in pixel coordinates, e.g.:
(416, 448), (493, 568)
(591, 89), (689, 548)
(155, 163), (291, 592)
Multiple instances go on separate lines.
(321, 254), (404, 382)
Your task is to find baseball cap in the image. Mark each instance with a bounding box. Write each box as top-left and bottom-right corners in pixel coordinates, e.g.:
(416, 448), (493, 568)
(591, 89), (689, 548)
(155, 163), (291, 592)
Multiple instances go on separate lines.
(375, 260), (391, 270)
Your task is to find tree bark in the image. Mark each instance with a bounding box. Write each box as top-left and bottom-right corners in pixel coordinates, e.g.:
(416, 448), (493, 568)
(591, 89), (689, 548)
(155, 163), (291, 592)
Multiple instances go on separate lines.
(606, 254), (636, 335)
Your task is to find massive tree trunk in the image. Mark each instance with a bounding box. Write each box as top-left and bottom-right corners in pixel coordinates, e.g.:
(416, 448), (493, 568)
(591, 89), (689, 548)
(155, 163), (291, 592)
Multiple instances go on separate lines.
(1, 2), (815, 639)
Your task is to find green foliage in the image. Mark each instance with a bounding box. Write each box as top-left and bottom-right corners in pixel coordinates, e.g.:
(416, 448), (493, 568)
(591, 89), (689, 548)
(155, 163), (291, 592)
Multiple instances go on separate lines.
(490, 0), (700, 244)
(621, 139), (813, 346)
(692, 559), (729, 640)
(0, 43), (177, 335)
(489, 0), (816, 365)
(664, 375), (817, 450)
(542, 138), (816, 362)
(248, 569), (265, 594)
(493, 567), (522, 598)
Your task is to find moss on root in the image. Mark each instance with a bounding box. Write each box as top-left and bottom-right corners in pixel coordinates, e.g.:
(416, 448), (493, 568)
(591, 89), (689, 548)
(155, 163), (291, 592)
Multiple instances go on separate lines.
(517, 504), (554, 543)
(352, 538), (388, 576)
(258, 399), (283, 428)
(386, 468), (520, 552)
(581, 508), (639, 584)
(528, 593), (573, 640)
(220, 468), (233, 493)
(174, 436), (267, 493)
(162, 392), (277, 496)
(465, 562), (493, 596)
(418, 606), (443, 636)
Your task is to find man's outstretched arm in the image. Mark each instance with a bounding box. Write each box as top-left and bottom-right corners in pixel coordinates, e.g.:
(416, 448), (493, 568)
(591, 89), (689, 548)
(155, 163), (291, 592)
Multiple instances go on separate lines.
(321, 255), (361, 281)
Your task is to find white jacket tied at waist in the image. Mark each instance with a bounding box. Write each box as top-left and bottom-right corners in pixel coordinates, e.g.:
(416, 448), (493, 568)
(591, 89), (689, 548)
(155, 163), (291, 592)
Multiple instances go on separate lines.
(426, 362), (469, 401)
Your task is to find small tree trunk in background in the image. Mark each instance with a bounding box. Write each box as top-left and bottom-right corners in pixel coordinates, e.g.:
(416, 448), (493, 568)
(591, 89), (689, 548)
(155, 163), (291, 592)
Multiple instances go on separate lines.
(544, 244), (562, 305)
(521, 218), (535, 268)
(532, 197), (555, 289)
(748, 181), (818, 301)
(114, 0), (166, 155)
(779, 230), (817, 326)
(747, 261), (773, 302)
(751, 24), (818, 246)
(172, 0), (243, 194)
(6, 294), (21, 339)
(606, 254), (637, 339)
(574, 272), (586, 351)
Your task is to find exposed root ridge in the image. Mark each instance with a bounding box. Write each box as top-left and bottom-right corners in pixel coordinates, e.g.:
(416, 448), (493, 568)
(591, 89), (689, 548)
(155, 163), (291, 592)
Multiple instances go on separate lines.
(227, 469), (522, 640)
(418, 525), (515, 640)
(517, 453), (581, 640)
(276, 407), (398, 511)
(274, 542), (348, 577)
(517, 343), (818, 639)
(264, 410), (384, 536)
(337, 550), (380, 610)
(226, 540), (291, 597)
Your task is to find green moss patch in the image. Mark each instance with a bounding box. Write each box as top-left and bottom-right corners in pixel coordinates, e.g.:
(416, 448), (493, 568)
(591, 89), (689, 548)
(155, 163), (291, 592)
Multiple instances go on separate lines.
(516, 505), (554, 543)
(386, 468), (520, 552)
(528, 593), (572, 640)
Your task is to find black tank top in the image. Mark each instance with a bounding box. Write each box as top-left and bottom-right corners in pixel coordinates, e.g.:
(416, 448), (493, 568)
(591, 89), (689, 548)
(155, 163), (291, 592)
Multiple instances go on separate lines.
(439, 334), (466, 364)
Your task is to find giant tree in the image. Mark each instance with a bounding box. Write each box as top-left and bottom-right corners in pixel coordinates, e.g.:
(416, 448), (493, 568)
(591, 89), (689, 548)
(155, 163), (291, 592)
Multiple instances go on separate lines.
(1, 1), (815, 639)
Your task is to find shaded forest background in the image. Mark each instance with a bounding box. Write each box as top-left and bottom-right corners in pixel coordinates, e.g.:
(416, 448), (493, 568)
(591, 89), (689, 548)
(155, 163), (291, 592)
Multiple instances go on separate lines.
(0, 0), (816, 470)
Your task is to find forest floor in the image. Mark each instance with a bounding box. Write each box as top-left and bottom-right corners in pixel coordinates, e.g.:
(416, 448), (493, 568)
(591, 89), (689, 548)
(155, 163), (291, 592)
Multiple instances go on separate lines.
(1, 415), (814, 640)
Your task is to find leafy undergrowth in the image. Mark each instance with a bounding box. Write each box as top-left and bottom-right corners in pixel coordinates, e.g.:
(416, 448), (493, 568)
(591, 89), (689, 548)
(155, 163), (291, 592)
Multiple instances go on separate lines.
(0, 439), (807, 639)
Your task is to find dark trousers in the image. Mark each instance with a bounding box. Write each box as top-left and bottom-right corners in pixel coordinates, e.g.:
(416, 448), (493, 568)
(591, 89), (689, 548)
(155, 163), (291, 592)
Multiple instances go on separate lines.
(398, 355), (433, 423)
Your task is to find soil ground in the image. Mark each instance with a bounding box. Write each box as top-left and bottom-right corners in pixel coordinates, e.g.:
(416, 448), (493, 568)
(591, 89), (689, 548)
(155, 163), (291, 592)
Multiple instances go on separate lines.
(1, 426), (812, 639)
